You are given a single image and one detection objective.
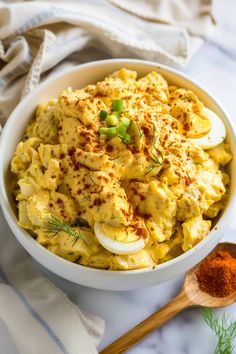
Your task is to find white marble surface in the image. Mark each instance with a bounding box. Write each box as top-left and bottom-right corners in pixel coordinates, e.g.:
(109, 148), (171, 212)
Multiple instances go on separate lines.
(1, 0), (236, 353)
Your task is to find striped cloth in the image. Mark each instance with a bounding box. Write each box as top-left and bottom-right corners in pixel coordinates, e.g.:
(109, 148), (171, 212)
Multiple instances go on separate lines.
(0, 209), (104, 354)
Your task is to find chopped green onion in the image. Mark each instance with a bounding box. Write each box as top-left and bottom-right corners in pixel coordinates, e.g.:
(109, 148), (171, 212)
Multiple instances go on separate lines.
(112, 99), (123, 112)
(99, 127), (108, 135)
(106, 114), (118, 127)
(121, 117), (130, 128)
(117, 124), (126, 138)
(100, 134), (107, 140)
(99, 110), (108, 120)
(112, 111), (120, 117)
(107, 127), (117, 140)
(123, 133), (131, 145)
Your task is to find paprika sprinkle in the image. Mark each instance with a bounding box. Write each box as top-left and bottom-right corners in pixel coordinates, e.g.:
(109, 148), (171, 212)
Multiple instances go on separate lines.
(196, 250), (236, 297)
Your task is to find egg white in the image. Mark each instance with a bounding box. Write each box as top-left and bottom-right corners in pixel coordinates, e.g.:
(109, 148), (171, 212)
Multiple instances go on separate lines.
(94, 222), (148, 255)
(189, 108), (226, 150)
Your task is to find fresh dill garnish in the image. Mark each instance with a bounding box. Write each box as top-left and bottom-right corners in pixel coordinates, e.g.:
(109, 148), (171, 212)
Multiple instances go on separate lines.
(145, 123), (163, 174)
(149, 145), (163, 166)
(202, 308), (236, 354)
(137, 123), (144, 139)
(110, 155), (121, 161)
(131, 120), (144, 139)
(168, 142), (174, 148)
(89, 174), (96, 184)
(145, 165), (155, 175)
(44, 216), (87, 246)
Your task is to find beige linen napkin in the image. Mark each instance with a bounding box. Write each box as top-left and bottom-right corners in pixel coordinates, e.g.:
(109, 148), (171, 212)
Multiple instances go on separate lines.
(0, 0), (215, 125)
(109, 0), (215, 37)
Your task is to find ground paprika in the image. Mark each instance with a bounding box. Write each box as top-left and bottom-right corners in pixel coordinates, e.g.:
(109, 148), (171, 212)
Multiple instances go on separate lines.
(196, 250), (236, 297)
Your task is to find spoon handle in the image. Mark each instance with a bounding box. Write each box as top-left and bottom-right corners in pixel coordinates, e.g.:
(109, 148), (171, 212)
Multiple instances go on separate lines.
(100, 290), (193, 354)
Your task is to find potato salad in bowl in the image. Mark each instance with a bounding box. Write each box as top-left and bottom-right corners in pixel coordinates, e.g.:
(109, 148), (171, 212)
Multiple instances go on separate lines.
(10, 68), (232, 271)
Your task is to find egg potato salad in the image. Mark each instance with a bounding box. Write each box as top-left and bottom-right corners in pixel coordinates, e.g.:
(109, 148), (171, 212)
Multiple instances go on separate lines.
(11, 69), (232, 270)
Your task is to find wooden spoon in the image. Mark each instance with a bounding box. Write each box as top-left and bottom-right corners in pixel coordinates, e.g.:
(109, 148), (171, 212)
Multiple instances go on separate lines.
(100, 242), (236, 354)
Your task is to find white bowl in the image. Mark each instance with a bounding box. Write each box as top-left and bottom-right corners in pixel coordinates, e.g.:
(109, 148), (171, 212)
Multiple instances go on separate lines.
(0, 59), (236, 290)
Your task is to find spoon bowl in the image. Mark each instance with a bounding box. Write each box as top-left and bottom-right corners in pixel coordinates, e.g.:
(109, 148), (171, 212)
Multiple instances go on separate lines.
(184, 242), (236, 308)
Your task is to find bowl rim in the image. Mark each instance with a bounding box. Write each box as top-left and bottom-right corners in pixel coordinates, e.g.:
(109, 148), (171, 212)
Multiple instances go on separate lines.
(1, 58), (236, 276)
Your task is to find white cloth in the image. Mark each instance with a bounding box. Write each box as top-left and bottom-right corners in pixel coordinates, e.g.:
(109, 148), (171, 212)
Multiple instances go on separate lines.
(0, 0), (215, 124)
(0, 208), (105, 354)
(0, 1), (215, 353)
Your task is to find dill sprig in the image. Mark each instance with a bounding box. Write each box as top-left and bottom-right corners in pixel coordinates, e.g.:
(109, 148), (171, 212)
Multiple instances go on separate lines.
(202, 308), (236, 354)
(145, 148), (163, 175)
(130, 120), (144, 139)
(136, 122), (144, 139)
(89, 174), (96, 184)
(150, 123), (163, 165)
(44, 216), (87, 246)
(149, 145), (163, 166)
(110, 155), (121, 161)
(145, 124), (164, 175)
(145, 165), (155, 175)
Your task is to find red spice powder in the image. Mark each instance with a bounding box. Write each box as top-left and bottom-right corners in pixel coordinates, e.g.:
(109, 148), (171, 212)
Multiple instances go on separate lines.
(196, 250), (236, 297)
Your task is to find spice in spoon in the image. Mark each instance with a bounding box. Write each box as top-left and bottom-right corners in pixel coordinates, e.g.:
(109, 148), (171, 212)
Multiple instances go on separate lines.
(197, 250), (236, 297)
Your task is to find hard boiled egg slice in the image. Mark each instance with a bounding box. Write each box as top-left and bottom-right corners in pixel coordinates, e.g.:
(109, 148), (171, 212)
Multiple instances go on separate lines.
(189, 108), (226, 150)
(185, 113), (211, 138)
(94, 222), (149, 255)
